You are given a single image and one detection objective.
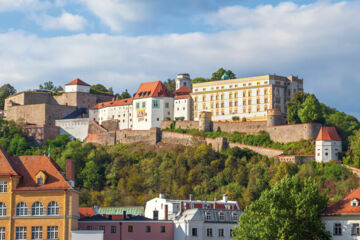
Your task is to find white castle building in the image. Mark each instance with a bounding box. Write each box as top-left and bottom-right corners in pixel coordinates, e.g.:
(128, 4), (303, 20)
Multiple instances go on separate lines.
(315, 126), (342, 163)
(65, 78), (91, 93)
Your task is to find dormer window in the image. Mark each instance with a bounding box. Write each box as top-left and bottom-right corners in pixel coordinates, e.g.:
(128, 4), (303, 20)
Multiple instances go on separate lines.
(351, 199), (359, 207)
(35, 171), (47, 186)
(37, 177), (43, 185)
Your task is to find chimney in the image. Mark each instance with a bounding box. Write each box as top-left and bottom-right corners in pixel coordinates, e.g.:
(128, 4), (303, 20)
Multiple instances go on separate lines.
(66, 159), (75, 187)
(164, 205), (168, 220)
(223, 194), (228, 203)
(189, 194), (193, 201)
(159, 193), (165, 199)
(123, 211), (127, 220)
(180, 201), (184, 214)
(213, 197), (217, 209)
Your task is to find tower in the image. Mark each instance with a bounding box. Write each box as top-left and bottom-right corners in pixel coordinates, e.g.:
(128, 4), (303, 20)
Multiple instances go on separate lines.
(175, 73), (192, 90)
(315, 126), (342, 163)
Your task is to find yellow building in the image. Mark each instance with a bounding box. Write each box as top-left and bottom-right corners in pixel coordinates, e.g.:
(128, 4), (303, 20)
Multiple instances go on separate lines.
(191, 74), (303, 122)
(0, 148), (78, 240)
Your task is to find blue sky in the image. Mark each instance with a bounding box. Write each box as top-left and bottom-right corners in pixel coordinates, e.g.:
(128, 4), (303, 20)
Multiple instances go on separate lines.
(0, 0), (359, 119)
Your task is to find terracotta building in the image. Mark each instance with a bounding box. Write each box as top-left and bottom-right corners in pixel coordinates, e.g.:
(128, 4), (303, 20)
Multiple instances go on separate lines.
(0, 148), (79, 240)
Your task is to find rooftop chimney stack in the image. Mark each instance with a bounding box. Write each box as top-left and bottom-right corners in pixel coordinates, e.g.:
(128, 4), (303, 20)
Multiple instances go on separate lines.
(123, 211), (127, 220)
(223, 194), (228, 203)
(189, 194), (193, 201)
(164, 204), (168, 220)
(213, 197), (217, 209)
(66, 159), (75, 187)
(180, 201), (184, 214)
(159, 193), (165, 199)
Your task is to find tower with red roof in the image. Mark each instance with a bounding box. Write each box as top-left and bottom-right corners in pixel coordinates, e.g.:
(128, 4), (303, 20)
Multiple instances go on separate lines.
(65, 78), (91, 93)
(315, 126), (342, 163)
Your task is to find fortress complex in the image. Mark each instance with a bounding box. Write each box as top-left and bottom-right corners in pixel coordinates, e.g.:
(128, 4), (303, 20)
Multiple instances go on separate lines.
(191, 74), (303, 122)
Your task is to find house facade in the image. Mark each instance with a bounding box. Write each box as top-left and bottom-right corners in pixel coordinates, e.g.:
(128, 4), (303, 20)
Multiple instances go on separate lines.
(316, 126), (342, 163)
(322, 186), (360, 239)
(191, 74), (303, 122)
(0, 148), (79, 240)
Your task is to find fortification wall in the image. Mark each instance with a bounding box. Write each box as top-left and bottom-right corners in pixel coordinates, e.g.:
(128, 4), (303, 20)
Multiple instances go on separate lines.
(161, 120), (198, 130)
(267, 123), (322, 143)
(116, 128), (161, 145)
(85, 120), (115, 145)
(23, 124), (60, 146)
(228, 142), (284, 158)
(213, 121), (267, 134)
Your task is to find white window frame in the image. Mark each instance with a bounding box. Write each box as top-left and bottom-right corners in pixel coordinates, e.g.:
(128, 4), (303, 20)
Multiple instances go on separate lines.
(31, 226), (42, 240)
(31, 202), (44, 216)
(16, 226), (26, 240)
(47, 202), (59, 216)
(16, 202), (28, 216)
(0, 182), (7, 193)
(0, 227), (5, 240)
(219, 212), (225, 221)
(47, 226), (58, 239)
(0, 203), (6, 216)
(333, 223), (342, 236)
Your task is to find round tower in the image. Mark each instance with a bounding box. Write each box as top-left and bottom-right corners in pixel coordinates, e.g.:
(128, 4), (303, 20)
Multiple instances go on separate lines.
(267, 108), (282, 127)
(176, 73), (192, 90)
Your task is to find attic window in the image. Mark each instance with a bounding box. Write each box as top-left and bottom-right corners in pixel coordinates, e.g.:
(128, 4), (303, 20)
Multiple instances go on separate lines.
(37, 177), (43, 185)
(351, 199), (359, 207)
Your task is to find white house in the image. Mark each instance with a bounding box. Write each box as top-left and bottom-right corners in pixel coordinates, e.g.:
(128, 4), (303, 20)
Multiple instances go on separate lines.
(316, 126), (342, 163)
(65, 78), (91, 93)
(89, 98), (133, 129)
(145, 194), (240, 221)
(174, 86), (193, 121)
(132, 81), (174, 130)
(322, 186), (360, 239)
(173, 208), (241, 240)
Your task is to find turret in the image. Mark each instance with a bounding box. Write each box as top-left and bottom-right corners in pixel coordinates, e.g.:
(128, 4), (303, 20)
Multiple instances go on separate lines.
(175, 73), (191, 90)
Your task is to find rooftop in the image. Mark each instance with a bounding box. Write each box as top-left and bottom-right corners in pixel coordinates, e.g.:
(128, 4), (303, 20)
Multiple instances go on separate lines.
(133, 81), (173, 99)
(90, 98), (133, 109)
(316, 126), (342, 141)
(322, 186), (360, 216)
(66, 78), (91, 86)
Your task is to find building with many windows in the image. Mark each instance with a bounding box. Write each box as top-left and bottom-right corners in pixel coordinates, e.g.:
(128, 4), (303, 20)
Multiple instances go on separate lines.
(0, 148), (79, 240)
(191, 74), (303, 122)
(322, 185), (360, 239)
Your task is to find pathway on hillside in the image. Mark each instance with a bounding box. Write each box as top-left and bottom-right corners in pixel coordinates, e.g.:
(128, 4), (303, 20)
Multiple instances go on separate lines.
(345, 165), (360, 177)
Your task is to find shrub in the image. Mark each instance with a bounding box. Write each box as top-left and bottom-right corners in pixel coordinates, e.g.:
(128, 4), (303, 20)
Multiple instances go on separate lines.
(232, 116), (240, 121)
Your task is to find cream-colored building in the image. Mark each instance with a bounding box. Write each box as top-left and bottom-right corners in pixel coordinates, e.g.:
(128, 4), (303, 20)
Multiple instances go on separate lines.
(191, 75), (303, 122)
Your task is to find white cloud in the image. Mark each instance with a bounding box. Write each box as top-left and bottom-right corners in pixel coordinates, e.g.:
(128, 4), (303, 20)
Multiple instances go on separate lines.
(0, 0), (49, 12)
(36, 12), (87, 31)
(80, 0), (148, 32)
(0, 1), (360, 117)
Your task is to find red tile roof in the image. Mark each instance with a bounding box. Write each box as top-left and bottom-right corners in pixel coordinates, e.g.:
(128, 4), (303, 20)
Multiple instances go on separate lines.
(133, 81), (173, 99)
(175, 95), (191, 100)
(322, 186), (360, 216)
(90, 98), (133, 109)
(0, 147), (18, 176)
(175, 86), (192, 94)
(79, 207), (95, 219)
(316, 126), (342, 141)
(66, 78), (91, 86)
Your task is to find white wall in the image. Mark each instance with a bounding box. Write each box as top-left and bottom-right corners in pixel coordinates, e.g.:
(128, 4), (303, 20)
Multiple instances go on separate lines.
(71, 230), (104, 240)
(55, 118), (89, 141)
(323, 216), (360, 240)
(316, 140), (342, 163)
(174, 98), (191, 120)
(65, 85), (90, 93)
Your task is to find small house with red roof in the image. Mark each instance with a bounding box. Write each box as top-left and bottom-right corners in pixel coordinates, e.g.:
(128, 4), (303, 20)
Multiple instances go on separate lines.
(65, 78), (91, 93)
(322, 186), (360, 239)
(316, 126), (342, 163)
(132, 81), (174, 130)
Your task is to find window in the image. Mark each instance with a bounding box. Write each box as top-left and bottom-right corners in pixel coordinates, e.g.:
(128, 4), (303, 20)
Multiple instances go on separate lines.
(142, 102), (146, 108)
(153, 210), (159, 220)
(111, 226), (116, 233)
(219, 212), (225, 221)
(16, 202), (28, 216)
(0, 182), (7, 193)
(333, 223), (342, 236)
(218, 228), (224, 237)
(99, 226), (105, 233)
(146, 226), (151, 233)
(205, 211), (211, 220)
(47, 226), (58, 239)
(128, 225), (133, 232)
(136, 102), (140, 109)
(153, 100), (160, 108)
(0, 227), (4, 240)
(165, 102), (169, 108)
(352, 223), (360, 236)
(207, 228), (213, 237)
(31, 226), (42, 239)
(32, 202), (44, 216)
(86, 226), (93, 230)
(16, 227), (26, 240)
(0, 203), (6, 216)
(232, 212), (239, 221)
(192, 228), (198, 236)
(160, 226), (166, 233)
(264, 98), (268, 103)
(47, 201), (59, 215)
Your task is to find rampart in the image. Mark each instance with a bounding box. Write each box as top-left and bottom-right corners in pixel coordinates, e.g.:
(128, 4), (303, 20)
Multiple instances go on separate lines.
(228, 142), (284, 158)
(23, 124), (60, 146)
(116, 128), (161, 145)
(85, 121), (115, 145)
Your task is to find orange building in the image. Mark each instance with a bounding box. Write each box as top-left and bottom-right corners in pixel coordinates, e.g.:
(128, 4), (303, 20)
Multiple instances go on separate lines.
(0, 148), (79, 240)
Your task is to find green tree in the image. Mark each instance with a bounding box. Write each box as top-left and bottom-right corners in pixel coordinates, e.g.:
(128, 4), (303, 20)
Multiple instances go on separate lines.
(298, 94), (323, 123)
(286, 92), (308, 124)
(163, 79), (176, 92)
(81, 160), (103, 190)
(349, 129), (360, 167)
(0, 84), (16, 110)
(191, 77), (211, 85)
(90, 84), (113, 95)
(211, 68), (236, 80)
(233, 176), (330, 240)
(119, 89), (131, 99)
(39, 81), (56, 91)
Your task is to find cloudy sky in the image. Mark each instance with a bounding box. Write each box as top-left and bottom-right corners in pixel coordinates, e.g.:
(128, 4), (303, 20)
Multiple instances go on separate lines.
(0, 0), (359, 119)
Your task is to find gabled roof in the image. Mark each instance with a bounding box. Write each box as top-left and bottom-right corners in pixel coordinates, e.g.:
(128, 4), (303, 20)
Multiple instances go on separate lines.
(11, 156), (72, 191)
(175, 86), (192, 95)
(133, 81), (173, 99)
(322, 186), (360, 216)
(66, 78), (91, 86)
(316, 126), (342, 141)
(90, 98), (133, 110)
(0, 147), (18, 176)
(79, 207), (95, 219)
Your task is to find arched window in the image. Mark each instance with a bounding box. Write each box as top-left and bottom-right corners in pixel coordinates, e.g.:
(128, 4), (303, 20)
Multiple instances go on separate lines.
(32, 202), (44, 216)
(16, 202), (28, 216)
(47, 202), (59, 215)
(0, 202), (6, 216)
